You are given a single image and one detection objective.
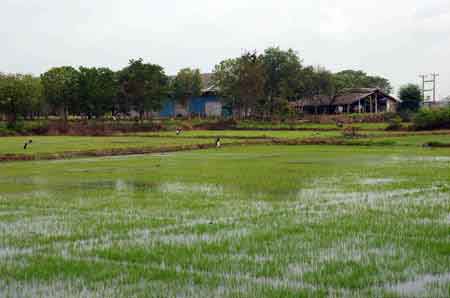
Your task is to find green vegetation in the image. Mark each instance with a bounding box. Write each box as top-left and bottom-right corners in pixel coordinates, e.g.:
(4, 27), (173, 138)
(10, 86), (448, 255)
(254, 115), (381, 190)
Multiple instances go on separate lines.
(399, 84), (423, 112)
(212, 48), (392, 119)
(2, 130), (450, 160)
(1, 46), (396, 125)
(235, 120), (391, 130)
(355, 134), (450, 147)
(134, 130), (342, 139)
(414, 107), (450, 130)
(1, 145), (449, 297)
(171, 68), (202, 108)
(0, 136), (234, 156)
(0, 73), (43, 126)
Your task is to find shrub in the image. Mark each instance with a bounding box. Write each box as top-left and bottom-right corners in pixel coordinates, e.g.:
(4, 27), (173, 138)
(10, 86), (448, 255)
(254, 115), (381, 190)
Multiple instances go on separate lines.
(383, 112), (398, 121)
(413, 107), (450, 130)
(385, 116), (403, 131)
(342, 126), (360, 138)
(397, 110), (414, 122)
(6, 119), (25, 132)
(180, 121), (193, 130)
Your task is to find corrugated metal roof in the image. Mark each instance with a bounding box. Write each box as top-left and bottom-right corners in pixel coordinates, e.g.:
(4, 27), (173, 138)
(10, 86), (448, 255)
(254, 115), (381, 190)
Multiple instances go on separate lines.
(333, 92), (374, 105)
(291, 89), (401, 108)
(290, 95), (332, 107)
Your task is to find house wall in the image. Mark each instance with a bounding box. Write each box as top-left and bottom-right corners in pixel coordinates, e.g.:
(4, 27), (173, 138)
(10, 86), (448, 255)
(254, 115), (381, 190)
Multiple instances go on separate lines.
(159, 95), (223, 117)
(205, 101), (222, 117)
(159, 99), (175, 117)
(386, 99), (398, 112)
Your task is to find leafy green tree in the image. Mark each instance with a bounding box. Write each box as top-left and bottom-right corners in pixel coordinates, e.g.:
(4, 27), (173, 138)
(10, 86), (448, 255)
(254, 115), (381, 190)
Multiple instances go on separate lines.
(118, 58), (169, 120)
(262, 47), (303, 100)
(78, 67), (117, 119)
(212, 58), (240, 114)
(237, 52), (266, 117)
(399, 84), (422, 112)
(213, 53), (265, 118)
(0, 73), (43, 125)
(41, 66), (79, 121)
(333, 70), (392, 94)
(22, 75), (45, 119)
(312, 67), (335, 97)
(171, 68), (202, 106)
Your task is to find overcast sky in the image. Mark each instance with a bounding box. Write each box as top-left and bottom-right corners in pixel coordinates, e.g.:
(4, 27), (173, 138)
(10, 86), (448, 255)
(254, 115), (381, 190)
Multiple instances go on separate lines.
(1, 0), (449, 98)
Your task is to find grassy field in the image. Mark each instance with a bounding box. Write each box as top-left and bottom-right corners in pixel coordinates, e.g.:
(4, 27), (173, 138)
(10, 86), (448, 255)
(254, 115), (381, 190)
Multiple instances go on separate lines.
(235, 121), (393, 130)
(133, 130), (343, 139)
(0, 145), (449, 297)
(2, 132), (449, 157)
(0, 136), (238, 156)
(356, 134), (450, 147)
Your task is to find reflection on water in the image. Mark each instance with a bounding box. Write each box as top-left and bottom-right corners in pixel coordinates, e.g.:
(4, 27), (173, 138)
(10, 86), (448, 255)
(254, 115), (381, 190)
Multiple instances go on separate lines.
(159, 182), (224, 197)
(71, 179), (225, 198)
(359, 178), (398, 185)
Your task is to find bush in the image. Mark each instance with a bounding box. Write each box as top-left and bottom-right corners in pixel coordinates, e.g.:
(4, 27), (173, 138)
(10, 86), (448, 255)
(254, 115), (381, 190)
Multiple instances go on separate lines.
(385, 116), (403, 131)
(0, 126), (14, 136)
(413, 107), (450, 130)
(383, 112), (398, 121)
(6, 119), (25, 132)
(397, 110), (414, 122)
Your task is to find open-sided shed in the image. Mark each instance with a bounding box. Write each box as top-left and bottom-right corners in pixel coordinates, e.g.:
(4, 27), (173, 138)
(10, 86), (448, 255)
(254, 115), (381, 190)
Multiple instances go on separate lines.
(290, 88), (401, 114)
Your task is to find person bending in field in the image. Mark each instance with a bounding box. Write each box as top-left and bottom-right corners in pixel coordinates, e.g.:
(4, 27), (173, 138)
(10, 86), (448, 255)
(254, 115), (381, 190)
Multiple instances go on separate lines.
(176, 128), (182, 135)
(23, 139), (32, 150)
(215, 137), (221, 148)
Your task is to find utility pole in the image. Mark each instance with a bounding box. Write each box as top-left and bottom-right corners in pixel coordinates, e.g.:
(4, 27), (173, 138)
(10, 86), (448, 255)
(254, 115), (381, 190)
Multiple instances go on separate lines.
(430, 73), (439, 102)
(419, 73), (439, 102)
(419, 74), (427, 100)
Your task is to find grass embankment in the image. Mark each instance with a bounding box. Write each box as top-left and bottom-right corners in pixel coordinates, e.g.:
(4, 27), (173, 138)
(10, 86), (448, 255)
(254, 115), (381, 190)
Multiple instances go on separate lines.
(234, 120), (393, 131)
(0, 136), (255, 161)
(1, 145), (449, 297)
(1, 119), (407, 136)
(2, 130), (450, 162)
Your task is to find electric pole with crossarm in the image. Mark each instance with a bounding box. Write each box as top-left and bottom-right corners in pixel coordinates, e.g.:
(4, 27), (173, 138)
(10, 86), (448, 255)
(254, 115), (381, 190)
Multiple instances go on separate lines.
(420, 73), (439, 102)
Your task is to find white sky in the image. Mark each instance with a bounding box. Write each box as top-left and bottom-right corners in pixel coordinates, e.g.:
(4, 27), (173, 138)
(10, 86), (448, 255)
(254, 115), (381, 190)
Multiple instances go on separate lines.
(1, 0), (450, 98)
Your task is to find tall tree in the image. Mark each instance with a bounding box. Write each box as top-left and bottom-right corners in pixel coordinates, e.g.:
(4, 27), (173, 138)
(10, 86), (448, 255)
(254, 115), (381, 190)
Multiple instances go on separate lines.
(118, 58), (169, 120)
(262, 47), (303, 100)
(312, 67), (335, 97)
(212, 58), (240, 114)
(78, 67), (117, 119)
(171, 68), (202, 106)
(398, 84), (422, 112)
(0, 73), (43, 125)
(212, 53), (265, 118)
(237, 52), (266, 117)
(333, 70), (392, 94)
(41, 66), (79, 122)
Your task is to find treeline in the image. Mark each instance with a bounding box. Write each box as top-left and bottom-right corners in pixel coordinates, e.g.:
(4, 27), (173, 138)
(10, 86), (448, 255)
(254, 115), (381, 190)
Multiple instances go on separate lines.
(0, 58), (170, 126)
(211, 48), (392, 118)
(0, 47), (393, 125)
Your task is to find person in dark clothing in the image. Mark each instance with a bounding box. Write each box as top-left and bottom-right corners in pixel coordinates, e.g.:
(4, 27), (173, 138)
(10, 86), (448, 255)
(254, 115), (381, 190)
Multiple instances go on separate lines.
(215, 137), (221, 148)
(23, 139), (32, 150)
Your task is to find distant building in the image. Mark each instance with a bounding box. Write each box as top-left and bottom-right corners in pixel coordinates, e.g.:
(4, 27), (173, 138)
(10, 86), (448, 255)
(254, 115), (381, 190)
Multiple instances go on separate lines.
(290, 88), (401, 114)
(159, 74), (226, 117)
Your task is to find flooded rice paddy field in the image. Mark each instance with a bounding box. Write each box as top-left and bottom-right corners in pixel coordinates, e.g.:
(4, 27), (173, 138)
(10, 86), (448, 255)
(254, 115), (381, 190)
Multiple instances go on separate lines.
(0, 145), (449, 297)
